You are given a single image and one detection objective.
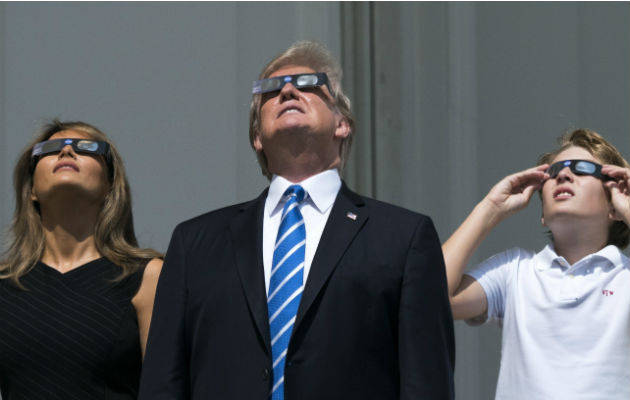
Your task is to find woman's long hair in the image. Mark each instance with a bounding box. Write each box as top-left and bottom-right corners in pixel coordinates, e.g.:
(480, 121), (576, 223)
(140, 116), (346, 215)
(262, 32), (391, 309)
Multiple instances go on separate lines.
(1, 119), (161, 286)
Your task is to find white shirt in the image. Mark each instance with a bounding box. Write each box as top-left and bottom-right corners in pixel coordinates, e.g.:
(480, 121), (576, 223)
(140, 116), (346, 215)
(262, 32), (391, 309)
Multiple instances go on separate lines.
(467, 245), (630, 400)
(262, 169), (341, 294)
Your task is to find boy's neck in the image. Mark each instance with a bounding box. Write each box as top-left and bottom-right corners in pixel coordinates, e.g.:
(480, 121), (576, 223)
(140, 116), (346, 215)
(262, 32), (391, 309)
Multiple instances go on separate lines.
(551, 224), (609, 265)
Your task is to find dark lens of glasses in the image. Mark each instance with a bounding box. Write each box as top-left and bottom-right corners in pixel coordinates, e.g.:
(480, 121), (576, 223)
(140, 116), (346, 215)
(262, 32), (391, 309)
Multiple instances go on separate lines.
(260, 78), (283, 93)
(574, 161), (596, 175)
(76, 140), (100, 152)
(252, 72), (330, 95)
(547, 160), (569, 178)
(31, 138), (108, 158)
(38, 140), (65, 154)
(546, 159), (603, 179)
(295, 74), (319, 87)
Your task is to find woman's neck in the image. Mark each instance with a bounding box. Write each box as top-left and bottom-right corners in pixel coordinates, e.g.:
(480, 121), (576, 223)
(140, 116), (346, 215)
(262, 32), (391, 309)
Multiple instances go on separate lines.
(39, 198), (102, 273)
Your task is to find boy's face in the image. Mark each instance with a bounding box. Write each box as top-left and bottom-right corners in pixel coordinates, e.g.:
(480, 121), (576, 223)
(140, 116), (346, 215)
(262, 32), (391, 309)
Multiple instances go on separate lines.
(541, 145), (613, 231)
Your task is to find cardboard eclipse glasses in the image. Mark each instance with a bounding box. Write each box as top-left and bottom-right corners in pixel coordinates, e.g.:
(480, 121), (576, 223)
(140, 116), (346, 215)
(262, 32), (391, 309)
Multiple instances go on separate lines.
(252, 72), (332, 96)
(31, 138), (111, 171)
(546, 159), (609, 180)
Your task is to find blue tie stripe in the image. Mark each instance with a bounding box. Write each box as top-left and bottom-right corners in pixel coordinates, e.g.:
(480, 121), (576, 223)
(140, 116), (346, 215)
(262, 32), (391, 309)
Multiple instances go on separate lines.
(269, 283), (303, 326)
(273, 209), (304, 259)
(273, 349), (288, 370)
(271, 300), (302, 344)
(271, 371), (285, 397)
(274, 220), (304, 250)
(268, 185), (306, 400)
(270, 238), (305, 276)
(268, 261), (304, 302)
(274, 231), (304, 259)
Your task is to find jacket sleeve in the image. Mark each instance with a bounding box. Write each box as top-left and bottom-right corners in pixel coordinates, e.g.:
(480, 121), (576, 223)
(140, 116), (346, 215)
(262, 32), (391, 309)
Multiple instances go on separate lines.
(399, 216), (455, 399)
(139, 224), (190, 399)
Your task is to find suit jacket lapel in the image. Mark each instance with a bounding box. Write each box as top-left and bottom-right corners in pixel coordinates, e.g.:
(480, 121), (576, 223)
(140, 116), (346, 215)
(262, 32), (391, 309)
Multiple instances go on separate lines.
(230, 190), (271, 355)
(294, 183), (368, 331)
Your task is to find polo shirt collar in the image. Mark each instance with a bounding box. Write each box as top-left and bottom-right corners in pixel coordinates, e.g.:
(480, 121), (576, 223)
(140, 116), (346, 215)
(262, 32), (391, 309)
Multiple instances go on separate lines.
(536, 243), (624, 271)
(595, 244), (627, 268)
(266, 169), (341, 216)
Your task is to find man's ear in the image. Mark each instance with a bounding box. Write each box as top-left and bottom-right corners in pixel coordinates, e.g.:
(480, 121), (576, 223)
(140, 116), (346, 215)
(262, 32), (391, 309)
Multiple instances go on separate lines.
(253, 131), (263, 153)
(31, 189), (38, 202)
(334, 114), (350, 140)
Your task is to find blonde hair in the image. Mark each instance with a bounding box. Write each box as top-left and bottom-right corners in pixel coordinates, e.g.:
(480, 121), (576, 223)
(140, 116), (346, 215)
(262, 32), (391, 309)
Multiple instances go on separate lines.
(1, 119), (162, 286)
(538, 128), (630, 249)
(249, 40), (355, 179)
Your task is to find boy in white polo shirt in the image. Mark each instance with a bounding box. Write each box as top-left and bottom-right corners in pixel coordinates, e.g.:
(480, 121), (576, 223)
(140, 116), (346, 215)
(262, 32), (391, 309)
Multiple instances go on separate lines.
(443, 128), (630, 399)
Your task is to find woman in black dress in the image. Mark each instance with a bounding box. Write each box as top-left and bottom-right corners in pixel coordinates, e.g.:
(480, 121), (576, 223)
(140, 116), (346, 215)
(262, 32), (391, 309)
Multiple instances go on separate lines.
(0, 120), (163, 399)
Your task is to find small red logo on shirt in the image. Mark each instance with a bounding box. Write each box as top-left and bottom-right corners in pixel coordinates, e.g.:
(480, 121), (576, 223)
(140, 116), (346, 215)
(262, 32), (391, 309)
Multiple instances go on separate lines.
(602, 289), (614, 296)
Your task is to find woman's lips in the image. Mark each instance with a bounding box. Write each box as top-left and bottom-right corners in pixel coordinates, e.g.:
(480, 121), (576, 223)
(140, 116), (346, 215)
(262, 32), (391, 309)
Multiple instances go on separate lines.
(53, 162), (79, 172)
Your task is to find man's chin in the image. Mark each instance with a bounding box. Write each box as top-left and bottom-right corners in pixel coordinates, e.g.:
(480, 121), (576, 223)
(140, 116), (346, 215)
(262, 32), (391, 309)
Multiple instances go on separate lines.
(275, 117), (310, 132)
(273, 124), (314, 138)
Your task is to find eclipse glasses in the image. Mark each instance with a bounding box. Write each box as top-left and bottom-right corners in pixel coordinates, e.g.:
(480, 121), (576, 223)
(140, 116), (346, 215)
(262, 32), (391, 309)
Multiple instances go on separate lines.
(546, 159), (609, 180)
(31, 138), (112, 173)
(32, 138), (110, 159)
(252, 72), (332, 95)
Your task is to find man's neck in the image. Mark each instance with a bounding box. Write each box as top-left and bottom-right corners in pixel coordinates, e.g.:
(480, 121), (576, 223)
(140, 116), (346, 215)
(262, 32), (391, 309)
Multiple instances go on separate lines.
(271, 157), (340, 183)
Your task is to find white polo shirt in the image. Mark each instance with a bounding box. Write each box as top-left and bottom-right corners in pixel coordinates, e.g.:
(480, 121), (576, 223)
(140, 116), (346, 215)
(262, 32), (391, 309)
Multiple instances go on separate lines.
(467, 245), (630, 400)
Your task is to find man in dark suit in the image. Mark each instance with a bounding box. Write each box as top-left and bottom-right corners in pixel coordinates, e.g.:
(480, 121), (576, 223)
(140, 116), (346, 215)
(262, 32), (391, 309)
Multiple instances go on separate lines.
(139, 40), (455, 400)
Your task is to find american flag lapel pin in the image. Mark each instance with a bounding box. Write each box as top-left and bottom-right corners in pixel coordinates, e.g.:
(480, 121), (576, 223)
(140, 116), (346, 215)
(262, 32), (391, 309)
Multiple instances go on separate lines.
(346, 211), (357, 221)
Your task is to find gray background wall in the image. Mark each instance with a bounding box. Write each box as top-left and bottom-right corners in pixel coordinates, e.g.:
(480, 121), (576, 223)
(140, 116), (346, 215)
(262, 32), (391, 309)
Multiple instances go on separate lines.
(0, 2), (628, 398)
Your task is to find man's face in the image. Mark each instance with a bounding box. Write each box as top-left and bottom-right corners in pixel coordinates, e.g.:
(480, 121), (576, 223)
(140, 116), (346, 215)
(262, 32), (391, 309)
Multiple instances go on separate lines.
(541, 146), (613, 230)
(253, 65), (349, 176)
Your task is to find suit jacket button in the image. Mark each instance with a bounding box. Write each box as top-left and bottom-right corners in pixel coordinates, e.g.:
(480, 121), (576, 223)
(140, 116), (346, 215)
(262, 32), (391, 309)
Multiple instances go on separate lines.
(263, 368), (270, 380)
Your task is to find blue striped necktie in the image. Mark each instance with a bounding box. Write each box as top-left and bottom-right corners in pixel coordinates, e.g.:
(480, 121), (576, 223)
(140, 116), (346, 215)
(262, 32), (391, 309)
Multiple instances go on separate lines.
(268, 185), (306, 400)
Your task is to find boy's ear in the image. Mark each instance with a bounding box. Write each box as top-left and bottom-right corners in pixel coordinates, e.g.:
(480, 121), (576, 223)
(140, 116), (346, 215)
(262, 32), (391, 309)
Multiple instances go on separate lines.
(604, 181), (624, 222)
(608, 206), (623, 222)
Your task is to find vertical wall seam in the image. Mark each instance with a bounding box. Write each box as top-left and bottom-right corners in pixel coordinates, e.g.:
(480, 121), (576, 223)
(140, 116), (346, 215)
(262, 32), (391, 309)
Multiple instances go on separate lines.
(368, 2), (377, 197)
(0, 3), (6, 247)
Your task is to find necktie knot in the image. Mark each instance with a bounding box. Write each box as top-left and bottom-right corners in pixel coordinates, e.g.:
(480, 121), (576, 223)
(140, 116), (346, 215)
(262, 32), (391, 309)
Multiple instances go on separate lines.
(284, 185), (306, 204)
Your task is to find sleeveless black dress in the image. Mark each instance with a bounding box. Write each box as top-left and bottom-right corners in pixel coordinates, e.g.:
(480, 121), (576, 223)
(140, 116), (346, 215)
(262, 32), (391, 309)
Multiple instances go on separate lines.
(0, 258), (145, 400)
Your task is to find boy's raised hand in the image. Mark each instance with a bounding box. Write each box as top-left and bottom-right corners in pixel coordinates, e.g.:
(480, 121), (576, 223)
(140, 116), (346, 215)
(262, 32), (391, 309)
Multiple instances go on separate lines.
(602, 165), (630, 226)
(483, 164), (550, 221)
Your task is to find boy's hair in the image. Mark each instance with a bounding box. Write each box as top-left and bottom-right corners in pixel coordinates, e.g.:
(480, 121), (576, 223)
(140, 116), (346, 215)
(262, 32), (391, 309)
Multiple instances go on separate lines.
(538, 128), (630, 249)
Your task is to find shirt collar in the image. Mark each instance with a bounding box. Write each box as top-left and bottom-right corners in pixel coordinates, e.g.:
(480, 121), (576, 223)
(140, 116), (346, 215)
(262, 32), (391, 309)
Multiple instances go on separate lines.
(536, 243), (627, 271)
(594, 244), (628, 269)
(266, 169), (342, 217)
